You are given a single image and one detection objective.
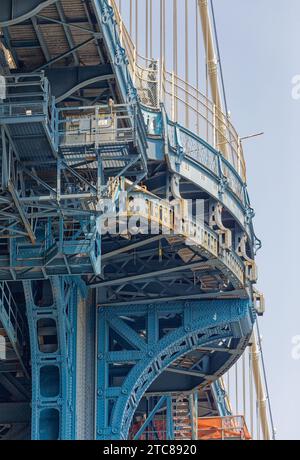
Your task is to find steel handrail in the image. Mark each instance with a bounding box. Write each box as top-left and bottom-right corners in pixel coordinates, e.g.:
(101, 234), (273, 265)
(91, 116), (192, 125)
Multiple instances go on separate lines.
(109, 0), (246, 182)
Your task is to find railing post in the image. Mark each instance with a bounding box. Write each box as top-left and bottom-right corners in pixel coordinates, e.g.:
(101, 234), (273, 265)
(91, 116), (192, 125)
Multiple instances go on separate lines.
(96, 151), (102, 201)
(190, 391), (198, 440)
(166, 396), (174, 440)
(57, 158), (62, 203)
(132, 103), (137, 146)
(133, 45), (137, 85)
(155, 59), (161, 109)
(159, 58), (165, 105)
(213, 103), (217, 150)
(171, 71), (175, 122)
(237, 137), (242, 178)
(95, 106), (99, 148)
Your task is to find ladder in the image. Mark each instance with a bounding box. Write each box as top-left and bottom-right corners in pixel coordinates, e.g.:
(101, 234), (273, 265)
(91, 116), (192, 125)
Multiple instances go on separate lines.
(172, 394), (197, 440)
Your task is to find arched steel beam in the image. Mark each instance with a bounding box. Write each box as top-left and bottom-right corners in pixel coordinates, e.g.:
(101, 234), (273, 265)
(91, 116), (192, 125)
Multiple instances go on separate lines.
(96, 298), (255, 439)
(45, 65), (114, 103)
(56, 76), (114, 104)
(0, 0), (59, 27)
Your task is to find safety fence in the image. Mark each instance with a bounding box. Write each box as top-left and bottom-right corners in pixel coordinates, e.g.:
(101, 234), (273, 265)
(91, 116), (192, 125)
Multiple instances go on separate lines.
(58, 104), (137, 148)
(109, 0), (246, 182)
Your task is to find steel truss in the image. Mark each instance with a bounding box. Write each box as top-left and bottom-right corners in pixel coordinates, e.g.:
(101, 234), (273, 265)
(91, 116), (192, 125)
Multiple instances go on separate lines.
(96, 298), (255, 439)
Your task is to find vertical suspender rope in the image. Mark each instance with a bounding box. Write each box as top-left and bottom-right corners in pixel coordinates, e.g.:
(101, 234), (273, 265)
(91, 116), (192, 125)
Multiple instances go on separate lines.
(163, 0), (166, 62)
(195, 0), (199, 134)
(185, 0), (189, 129)
(173, 1), (178, 75)
(160, 0), (163, 102)
(242, 352), (246, 421)
(160, 0), (165, 103)
(163, 0), (166, 102)
(150, 0), (153, 58)
(130, 0), (133, 37)
(227, 369), (230, 411)
(173, 0), (178, 121)
(249, 344), (254, 437)
(135, 0), (139, 55)
(146, 0), (149, 58)
(204, 1), (209, 143)
(235, 362), (238, 415)
(160, 0), (163, 63)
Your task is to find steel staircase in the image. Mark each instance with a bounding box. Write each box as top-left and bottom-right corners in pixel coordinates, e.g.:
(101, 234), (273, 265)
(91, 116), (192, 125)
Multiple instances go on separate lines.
(172, 395), (194, 440)
(0, 282), (27, 374)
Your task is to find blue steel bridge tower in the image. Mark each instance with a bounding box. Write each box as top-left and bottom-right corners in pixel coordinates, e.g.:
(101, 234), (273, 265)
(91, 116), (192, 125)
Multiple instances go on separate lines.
(0, 0), (269, 440)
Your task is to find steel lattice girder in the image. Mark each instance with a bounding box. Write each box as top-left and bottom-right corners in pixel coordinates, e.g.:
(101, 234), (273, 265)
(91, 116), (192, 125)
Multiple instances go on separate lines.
(96, 298), (255, 439)
(93, 234), (246, 306)
(23, 276), (82, 440)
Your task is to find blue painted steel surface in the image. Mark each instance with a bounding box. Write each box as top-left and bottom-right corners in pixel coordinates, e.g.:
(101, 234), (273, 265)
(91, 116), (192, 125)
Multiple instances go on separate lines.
(133, 396), (167, 440)
(0, 0), (261, 440)
(96, 299), (255, 439)
(23, 276), (82, 440)
(91, 0), (137, 105)
(211, 380), (232, 417)
(142, 105), (257, 244)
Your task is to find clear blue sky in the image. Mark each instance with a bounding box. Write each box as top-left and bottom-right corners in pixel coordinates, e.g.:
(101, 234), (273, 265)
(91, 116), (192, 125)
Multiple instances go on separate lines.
(214, 0), (300, 440)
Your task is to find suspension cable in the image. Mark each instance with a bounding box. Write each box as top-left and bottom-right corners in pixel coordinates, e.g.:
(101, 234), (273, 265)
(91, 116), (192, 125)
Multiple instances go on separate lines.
(195, 0), (199, 134)
(160, 0), (166, 65)
(255, 321), (276, 440)
(235, 362), (238, 415)
(130, 0), (133, 37)
(249, 345), (254, 436)
(173, 0), (178, 120)
(163, 0), (166, 62)
(159, 0), (166, 103)
(242, 352), (246, 420)
(146, 0), (149, 58)
(185, 0), (189, 128)
(150, 0), (153, 58)
(135, 0), (138, 54)
(210, 0), (228, 117)
(173, 0), (178, 75)
(227, 369), (230, 405)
